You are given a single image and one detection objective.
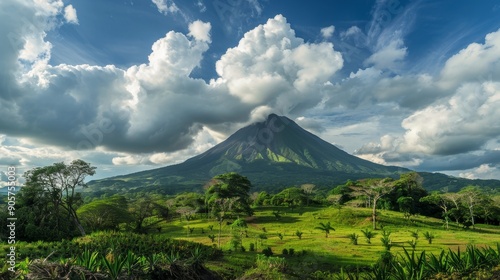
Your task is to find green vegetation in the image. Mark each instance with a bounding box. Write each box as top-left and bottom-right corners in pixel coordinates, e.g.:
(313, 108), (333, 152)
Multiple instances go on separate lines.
(2, 162), (500, 279)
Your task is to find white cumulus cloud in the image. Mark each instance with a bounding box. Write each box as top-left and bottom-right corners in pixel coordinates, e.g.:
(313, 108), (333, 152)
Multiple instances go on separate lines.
(63, 5), (78, 24)
(321, 25), (335, 39)
(188, 20), (211, 43)
(151, 0), (179, 15)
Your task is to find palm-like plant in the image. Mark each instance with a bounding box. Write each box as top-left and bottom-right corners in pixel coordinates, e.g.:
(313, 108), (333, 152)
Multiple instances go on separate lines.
(361, 229), (377, 244)
(315, 222), (335, 238)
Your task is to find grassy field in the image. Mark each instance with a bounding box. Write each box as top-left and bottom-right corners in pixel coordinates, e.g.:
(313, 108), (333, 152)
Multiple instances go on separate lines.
(155, 205), (500, 277)
(4, 205), (499, 279)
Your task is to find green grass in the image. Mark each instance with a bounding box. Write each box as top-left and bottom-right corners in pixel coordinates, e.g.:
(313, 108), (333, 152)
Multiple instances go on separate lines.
(4, 205), (499, 279)
(152, 205), (500, 277)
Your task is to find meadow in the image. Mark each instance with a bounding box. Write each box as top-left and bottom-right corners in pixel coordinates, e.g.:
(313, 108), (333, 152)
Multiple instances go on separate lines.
(164, 205), (500, 278)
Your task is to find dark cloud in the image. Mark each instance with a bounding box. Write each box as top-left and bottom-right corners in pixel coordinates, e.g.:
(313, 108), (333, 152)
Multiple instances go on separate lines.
(415, 150), (500, 172)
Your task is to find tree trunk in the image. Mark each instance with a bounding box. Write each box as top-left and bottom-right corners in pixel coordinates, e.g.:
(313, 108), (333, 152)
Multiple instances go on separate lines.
(67, 206), (86, 236)
(469, 206), (475, 229)
(218, 221), (222, 249)
(372, 202), (377, 230)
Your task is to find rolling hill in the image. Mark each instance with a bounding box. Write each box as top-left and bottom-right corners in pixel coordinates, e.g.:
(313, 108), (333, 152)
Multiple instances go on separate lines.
(87, 114), (500, 194)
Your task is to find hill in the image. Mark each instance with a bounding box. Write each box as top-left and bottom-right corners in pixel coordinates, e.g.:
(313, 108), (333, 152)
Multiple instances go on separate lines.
(87, 114), (500, 194)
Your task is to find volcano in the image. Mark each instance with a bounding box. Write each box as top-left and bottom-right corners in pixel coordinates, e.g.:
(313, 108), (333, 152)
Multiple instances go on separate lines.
(87, 114), (500, 193)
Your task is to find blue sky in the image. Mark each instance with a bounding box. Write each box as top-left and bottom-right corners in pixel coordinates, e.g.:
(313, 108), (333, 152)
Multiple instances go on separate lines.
(1, 0), (500, 184)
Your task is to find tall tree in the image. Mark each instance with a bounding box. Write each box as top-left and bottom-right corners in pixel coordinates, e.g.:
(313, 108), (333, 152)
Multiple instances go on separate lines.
(301, 184), (316, 206)
(443, 192), (464, 225)
(23, 159), (96, 236)
(459, 186), (485, 229)
(350, 178), (395, 230)
(205, 172), (253, 217)
(205, 173), (253, 248)
(420, 192), (452, 229)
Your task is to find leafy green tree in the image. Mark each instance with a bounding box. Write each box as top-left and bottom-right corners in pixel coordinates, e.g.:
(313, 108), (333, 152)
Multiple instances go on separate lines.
(77, 195), (132, 232)
(205, 173), (253, 248)
(172, 192), (205, 213)
(459, 186), (485, 229)
(300, 184), (316, 206)
(315, 221), (335, 238)
(253, 191), (271, 206)
(23, 159), (96, 237)
(390, 172), (427, 214)
(13, 182), (72, 241)
(205, 172), (253, 217)
(397, 196), (414, 219)
(443, 192), (466, 225)
(420, 192), (452, 229)
(270, 187), (306, 209)
(210, 197), (238, 248)
(129, 195), (169, 233)
(350, 178), (395, 230)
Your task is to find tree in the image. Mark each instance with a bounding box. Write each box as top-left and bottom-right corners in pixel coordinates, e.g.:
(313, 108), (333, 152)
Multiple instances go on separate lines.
(420, 192), (452, 229)
(270, 187), (306, 209)
(14, 181), (70, 241)
(443, 192), (464, 225)
(315, 221), (335, 238)
(459, 186), (485, 229)
(350, 178), (395, 230)
(397, 196), (414, 220)
(210, 197), (238, 248)
(390, 172), (427, 214)
(205, 172), (253, 217)
(23, 159), (96, 236)
(77, 195), (132, 232)
(301, 184), (316, 206)
(129, 195), (169, 233)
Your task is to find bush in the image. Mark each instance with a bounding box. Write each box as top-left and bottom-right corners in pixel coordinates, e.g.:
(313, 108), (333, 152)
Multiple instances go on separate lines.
(288, 248), (295, 256)
(282, 248), (288, 255)
(348, 233), (359, 245)
(249, 243), (255, 252)
(295, 230), (303, 240)
(255, 254), (286, 272)
(380, 230), (392, 251)
(361, 229), (377, 244)
(423, 231), (435, 244)
(262, 247), (273, 257)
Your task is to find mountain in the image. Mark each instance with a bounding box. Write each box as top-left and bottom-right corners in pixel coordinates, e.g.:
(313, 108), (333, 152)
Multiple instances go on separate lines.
(87, 114), (500, 194)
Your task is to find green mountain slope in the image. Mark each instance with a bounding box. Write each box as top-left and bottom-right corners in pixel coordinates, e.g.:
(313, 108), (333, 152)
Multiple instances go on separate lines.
(87, 114), (500, 193)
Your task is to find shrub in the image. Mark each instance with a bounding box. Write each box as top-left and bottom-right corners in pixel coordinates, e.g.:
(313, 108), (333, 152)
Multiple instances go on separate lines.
(295, 230), (303, 240)
(409, 230), (419, 240)
(282, 248), (288, 255)
(255, 254), (286, 272)
(380, 230), (392, 251)
(423, 231), (435, 244)
(408, 239), (417, 250)
(249, 243), (255, 252)
(208, 234), (216, 243)
(348, 233), (359, 245)
(361, 229), (377, 244)
(288, 248), (295, 256)
(262, 247), (273, 257)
